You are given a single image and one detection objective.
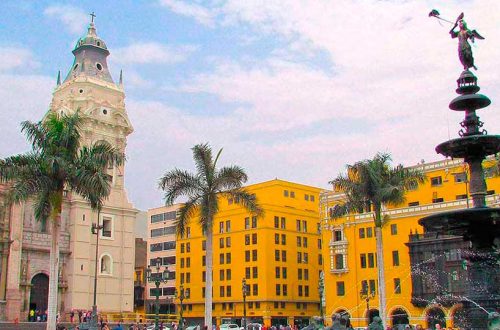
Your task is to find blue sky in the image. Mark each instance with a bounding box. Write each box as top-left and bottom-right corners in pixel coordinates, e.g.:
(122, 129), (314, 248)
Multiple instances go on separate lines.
(1, 1), (499, 210)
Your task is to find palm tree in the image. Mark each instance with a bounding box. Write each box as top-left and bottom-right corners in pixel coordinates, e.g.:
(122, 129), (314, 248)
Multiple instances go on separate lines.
(159, 143), (263, 330)
(329, 153), (425, 328)
(0, 112), (124, 330)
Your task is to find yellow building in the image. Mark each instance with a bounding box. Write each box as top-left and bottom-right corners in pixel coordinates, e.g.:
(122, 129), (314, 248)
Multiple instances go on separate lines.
(176, 179), (323, 327)
(320, 158), (500, 329)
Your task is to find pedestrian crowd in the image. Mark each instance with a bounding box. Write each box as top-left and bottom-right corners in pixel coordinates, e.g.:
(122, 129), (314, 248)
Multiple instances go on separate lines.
(28, 308), (60, 322)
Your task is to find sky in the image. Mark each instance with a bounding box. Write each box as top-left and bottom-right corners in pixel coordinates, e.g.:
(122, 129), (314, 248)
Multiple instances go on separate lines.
(0, 0), (499, 211)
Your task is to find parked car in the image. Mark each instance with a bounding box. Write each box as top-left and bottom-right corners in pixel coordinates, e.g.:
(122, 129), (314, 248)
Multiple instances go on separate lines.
(186, 326), (201, 330)
(245, 323), (262, 330)
(220, 324), (240, 330)
(145, 324), (175, 330)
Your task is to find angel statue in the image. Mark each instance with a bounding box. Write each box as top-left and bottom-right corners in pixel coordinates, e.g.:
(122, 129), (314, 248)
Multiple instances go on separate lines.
(449, 13), (484, 70)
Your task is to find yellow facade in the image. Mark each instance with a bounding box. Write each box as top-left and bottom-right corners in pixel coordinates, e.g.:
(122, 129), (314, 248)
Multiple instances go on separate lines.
(176, 179), (323, 327)
(134, 267), (146, 314)
(320, 158), (500, 329)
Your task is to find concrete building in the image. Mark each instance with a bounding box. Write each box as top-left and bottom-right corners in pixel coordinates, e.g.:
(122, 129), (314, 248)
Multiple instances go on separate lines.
(320, 157), (500, 329)
(145, 205), (180, 316)
(0, 20), (137, 321)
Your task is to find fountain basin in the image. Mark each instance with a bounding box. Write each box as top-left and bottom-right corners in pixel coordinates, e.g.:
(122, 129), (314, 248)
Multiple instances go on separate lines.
(450, 94), (491, 111)
(436, 136), (500, 159)
(419, 207), (500, 250)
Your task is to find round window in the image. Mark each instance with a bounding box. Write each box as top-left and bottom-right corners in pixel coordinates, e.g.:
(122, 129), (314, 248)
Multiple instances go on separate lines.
(79, 89), (84, 94)
(96, 63), (103, 71)
(73, 63), (79, 71)
(103, 109), (108, 115)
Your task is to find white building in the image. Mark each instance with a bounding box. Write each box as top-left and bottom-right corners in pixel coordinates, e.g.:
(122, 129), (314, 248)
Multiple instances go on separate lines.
(0, 20), (137, 320)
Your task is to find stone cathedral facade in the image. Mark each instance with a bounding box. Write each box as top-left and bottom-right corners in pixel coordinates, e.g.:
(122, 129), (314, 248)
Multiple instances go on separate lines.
(0, 21), (137, 321)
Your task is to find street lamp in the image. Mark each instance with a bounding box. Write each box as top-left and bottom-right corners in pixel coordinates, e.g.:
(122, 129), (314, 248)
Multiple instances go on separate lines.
(359, 286), (375, 326)
(318, 271), (325, 328)
(87, 210), (103, 330)
(242, 278), (248, 329)
(147, 257), (169, 330)
(176, 285), (190, 330)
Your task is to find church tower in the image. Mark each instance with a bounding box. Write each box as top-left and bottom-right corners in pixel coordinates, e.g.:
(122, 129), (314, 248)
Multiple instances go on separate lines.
(49, 19), (137, 314)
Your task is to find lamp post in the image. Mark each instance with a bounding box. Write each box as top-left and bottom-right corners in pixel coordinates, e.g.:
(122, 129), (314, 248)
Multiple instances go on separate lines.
(147, 257), (169, 330)
(318, 271), (325, 328)
(87, 210), (102, 330)
(176, 285), (189, 330)
(242, 278), (248, 329)
(359, 286), (375, 326)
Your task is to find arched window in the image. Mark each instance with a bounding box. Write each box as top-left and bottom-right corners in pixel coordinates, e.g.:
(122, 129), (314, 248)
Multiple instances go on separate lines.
(100, 253), (113, 275)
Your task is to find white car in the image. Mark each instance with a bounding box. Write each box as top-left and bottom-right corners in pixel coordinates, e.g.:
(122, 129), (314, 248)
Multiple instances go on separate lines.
(146, 325), (174, 330)
(220, 324), (240, 330)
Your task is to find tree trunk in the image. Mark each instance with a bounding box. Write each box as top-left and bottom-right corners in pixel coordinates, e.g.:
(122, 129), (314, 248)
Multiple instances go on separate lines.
(205, 226), (213, 330)
(46, 213), (60, 330)
(374, 205), (386, 329)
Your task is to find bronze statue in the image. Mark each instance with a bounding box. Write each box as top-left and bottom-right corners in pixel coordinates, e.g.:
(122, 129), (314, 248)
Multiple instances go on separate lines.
(449, 13), (484, 70)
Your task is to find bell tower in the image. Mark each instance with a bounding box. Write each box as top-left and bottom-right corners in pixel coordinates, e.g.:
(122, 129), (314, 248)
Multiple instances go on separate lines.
(48, 19), (137, 314)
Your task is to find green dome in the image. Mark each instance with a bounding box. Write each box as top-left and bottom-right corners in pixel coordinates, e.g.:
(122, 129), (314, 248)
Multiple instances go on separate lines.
(74, 22), (108, 52)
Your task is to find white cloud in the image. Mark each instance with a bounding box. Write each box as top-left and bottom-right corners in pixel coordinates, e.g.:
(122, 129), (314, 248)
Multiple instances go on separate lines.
(44, 5), (87, 34)
(0, 74), (54, 157)
(0, 47), (40, 72)
(170, 0), (500, 134)
(159, 0), (216, 26)
(122, 71), (154, 89)
(144, 0), (500, 203)
(113, 42), (197, 65)
(5, 0), (498, 211)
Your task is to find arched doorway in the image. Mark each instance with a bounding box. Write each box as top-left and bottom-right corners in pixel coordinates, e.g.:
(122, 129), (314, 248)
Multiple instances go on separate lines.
(30, 273), (49, 312)
(426, 307), (446, 329)
(391, 308), (409, 328)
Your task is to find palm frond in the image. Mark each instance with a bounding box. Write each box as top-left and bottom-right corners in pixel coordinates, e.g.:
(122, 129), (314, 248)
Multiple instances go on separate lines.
(0, 153), (41, 182)
(71, 169), (110, 209)
(329, 201), (363, 219)
(192, 143), (214, 184)
(214, 165), (248, 191)
(176, 197), (200, 237)
(7, 175), (53, 205)
(330, 152), (425, 220)
(159, 169), (202, 206)
(44, 112), (82, 156)
(227, 189), (264, 218)
(32, 190), (51, 224)
(82, 141), (126, 168)
(21, 120), (46, 151)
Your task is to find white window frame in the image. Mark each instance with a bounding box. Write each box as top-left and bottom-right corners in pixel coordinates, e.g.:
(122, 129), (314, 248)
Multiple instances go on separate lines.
(99, 253), (113, 276)
(99, 213), (115, 240)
